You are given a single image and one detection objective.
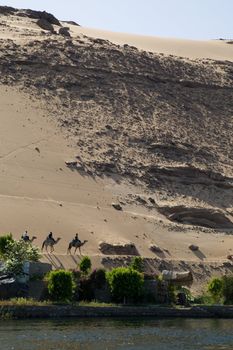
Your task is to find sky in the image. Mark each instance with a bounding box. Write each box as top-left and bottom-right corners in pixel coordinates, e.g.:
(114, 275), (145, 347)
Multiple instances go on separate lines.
(2, 0), (232, 40)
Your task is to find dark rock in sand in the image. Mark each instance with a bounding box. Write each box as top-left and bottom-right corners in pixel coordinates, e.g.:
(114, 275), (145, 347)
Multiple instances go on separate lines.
(136, 196), (147, 205)
(189, 244), (199, 251)
(99, 241), (139, 255)
(24, 9), (61, 26)
(0, 6), (61, 26)
(150, 244), (163, 253)
(148, 197), (156, 205)
(0, 6), (16, 15)
(36, 19), (55, 32)
(64, 20), (80, 26)
(65, 160), (77, 167)
(59, 27), (71, 37)
(112, 203), (123, 211)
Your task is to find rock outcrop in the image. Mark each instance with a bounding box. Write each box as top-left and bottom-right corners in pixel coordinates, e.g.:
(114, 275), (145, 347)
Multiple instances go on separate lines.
(99, 241), (139, 255)
(150, 244), (163, 253)
(0, 6), (61, 26)
(159, 206), (233, 229)
(59, 27), (71, 37)
(0, 6), (15, 15)
(162, 270), (193, 282)
(146, 166), (233, 189)
(23, 9), (61, 25)
(36, 19), (55, 32)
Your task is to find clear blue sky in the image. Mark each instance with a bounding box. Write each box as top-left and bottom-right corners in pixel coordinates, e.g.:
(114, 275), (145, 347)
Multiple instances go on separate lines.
(2, 0), (232, 39)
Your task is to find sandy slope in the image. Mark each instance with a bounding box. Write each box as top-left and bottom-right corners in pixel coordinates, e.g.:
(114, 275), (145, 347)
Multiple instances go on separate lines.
(68, 25), (233, 61)
(0, 8), (232, 292)
(0, 86), (232, 260)
(1, 11), (232, 61)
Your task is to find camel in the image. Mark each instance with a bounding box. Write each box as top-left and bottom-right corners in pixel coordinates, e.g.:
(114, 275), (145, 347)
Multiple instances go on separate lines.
(42, 237), (61, 253)
(21, 236), (37, 243)
(67, 239), (88, 255)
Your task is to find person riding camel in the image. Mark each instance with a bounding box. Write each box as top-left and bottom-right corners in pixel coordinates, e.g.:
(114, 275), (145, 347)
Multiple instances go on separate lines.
(73, 233), (81, 244)
(47, 231), (55, 243)
(21, 230), (30, 242)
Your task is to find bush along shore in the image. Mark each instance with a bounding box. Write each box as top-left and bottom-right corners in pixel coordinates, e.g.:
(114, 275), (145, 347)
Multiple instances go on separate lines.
(1, 236), (233, 319)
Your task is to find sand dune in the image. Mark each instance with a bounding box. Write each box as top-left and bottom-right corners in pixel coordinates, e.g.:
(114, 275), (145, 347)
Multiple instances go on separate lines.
(68, 25), (233, 61)
(0, 86), (232, 263)
(0, 7), (232, 292)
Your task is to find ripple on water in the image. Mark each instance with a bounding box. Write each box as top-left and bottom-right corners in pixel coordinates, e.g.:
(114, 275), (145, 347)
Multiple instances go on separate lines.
(0, 318), (233, 350)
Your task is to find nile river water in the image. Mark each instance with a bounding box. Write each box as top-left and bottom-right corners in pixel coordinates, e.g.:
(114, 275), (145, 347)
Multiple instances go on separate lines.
(0, 318), (233, 350)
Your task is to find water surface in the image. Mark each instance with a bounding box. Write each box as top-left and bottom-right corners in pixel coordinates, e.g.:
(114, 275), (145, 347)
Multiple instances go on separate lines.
(0, 318), (233, 350)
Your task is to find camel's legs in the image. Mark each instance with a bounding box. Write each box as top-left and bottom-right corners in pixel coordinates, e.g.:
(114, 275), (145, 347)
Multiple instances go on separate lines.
(74, 246), (78, 254)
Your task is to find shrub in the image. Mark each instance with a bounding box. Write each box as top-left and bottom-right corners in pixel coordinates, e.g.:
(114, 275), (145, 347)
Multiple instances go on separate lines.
(76, 269), (107, 302)
(194, 293), (216, 305)
(2, 239), (41, 276)
(176, 287), (193, 304)
(0, 234), (13, 259)
(47, 270), (75, 302)
(130, 256), (144, 272)
(90, 268), (106, 289)
(207, 277), (223, 303)
(168, 283), (176, 304)
(24, 244), (41, 262)
(222, 276), (233, 304)
(106, 267), (144, 303)
(78, 277), (94, 301)
(79, 256), (92, 276)
(70, 269), (81, 281)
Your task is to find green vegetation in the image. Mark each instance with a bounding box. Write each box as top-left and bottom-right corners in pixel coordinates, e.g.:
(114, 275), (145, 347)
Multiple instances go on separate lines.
(222, 275), (233, 304)
(75, 268), (107, 301)
(0, 237), (41, 276)
(106, 267), (144, 303)
(0, 233), (13, 258)
(178, 287), (193, 303)
(78, 276), (94, 301)
(195, 275), (233, 305)
(78, 301), (117, 307)
(0, 232), (232, 308)
(194, 293), (217, 305)
(207, 277), (223, 303)
(79, 256), (92, 276)
(47, 270), (76, 302)
(130, 256), (144, 272)
(89, 268), (106, 288)
(0, 298), (50, 306)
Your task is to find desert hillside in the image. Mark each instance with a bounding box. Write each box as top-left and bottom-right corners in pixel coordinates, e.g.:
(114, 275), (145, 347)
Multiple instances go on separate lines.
(0, 6), (232, 292)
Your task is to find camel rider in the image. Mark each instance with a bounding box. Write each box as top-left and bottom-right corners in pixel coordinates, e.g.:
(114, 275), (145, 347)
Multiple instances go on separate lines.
(74, 233), (81, 244)
(22, 230), (30, 242)
(47, 232), (55, 243)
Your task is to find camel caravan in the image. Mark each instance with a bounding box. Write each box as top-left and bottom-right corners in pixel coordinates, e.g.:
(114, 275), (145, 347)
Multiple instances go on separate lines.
(21, 230), (87, 255)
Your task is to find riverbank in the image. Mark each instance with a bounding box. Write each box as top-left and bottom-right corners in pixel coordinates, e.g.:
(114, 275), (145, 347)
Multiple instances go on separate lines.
(1, 304), (233, 319)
